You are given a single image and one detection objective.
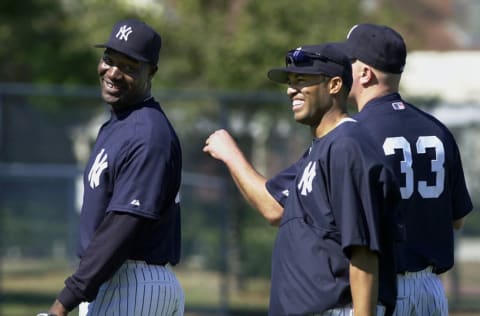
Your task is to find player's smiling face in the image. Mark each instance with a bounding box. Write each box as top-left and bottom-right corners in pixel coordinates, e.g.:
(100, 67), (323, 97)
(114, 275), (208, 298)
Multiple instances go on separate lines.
(98, 49), (156, 109)
(286, 73), (331, 126)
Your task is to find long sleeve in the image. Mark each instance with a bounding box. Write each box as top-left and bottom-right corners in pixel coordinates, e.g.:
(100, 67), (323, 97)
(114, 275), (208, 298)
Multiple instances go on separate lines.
(57, 211), (145, 311)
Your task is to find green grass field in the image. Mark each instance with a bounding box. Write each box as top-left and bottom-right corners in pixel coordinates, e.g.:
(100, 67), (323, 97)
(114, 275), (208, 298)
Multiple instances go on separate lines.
(2, 259), (479, 316)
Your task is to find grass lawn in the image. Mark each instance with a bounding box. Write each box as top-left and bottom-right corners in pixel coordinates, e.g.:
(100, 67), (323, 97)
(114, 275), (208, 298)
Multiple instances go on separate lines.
(1, 259), (479, 316)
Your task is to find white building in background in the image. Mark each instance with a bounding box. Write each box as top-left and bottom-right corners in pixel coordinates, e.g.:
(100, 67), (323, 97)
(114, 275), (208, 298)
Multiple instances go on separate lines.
(401, 51), (480, 105)
(401, 50), (480, 126)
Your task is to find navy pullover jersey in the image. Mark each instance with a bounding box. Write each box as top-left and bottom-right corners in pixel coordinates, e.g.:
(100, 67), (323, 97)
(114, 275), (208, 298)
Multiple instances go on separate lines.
(269, 119), (400, 316)
(78, 98), (182, 265)
(353, 93), (473, 274)
(266, 148), (309, 207)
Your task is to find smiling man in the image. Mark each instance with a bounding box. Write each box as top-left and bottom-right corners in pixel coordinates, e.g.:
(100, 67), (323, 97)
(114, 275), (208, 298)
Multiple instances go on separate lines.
(204, 43), (400, 315)
(265, 43), (399, 316)
(39, 19), (184, 316)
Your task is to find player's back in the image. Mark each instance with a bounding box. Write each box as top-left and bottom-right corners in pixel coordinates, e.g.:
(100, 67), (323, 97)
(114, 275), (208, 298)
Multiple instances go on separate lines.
(353, 93), (473, 274)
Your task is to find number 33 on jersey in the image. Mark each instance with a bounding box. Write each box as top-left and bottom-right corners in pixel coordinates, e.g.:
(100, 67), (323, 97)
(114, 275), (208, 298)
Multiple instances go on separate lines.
(383, 136), (444, 199)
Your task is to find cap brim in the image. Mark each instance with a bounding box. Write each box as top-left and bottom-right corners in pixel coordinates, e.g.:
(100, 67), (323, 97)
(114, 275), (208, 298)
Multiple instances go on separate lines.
(93, 43), (150, 63)
(267, 67), (326, 84)
(93, 43), (110, 50)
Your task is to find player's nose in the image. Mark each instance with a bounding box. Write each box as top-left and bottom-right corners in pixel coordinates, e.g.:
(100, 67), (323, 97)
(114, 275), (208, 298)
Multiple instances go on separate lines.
(105, 65), (123, 80)
(287, 86), (300, 98)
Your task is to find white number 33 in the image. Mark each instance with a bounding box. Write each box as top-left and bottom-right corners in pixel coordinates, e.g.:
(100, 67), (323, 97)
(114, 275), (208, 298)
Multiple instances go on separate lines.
(383, 136), (445, 199)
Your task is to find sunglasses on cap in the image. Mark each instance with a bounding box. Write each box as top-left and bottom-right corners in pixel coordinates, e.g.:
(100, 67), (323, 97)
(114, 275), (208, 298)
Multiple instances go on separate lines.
(285, 49), (343, 67)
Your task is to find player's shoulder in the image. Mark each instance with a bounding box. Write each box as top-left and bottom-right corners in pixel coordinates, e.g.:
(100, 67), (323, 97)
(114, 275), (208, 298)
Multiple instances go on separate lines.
(134, 99), (167, 121)
(332, 118), (373, 140)
(326, 119), (379, 155)
(407, 102), (443, 124)
(124, 100), (179, 147)
(134, 100), (174, 130)
(407, 102), (459, 140)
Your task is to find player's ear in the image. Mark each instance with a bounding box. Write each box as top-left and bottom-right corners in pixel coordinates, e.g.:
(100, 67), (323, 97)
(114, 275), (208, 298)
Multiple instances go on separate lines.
(352, 60), (372, 85)
(359, 64), (373, 85)
(328, 76), (343, 94)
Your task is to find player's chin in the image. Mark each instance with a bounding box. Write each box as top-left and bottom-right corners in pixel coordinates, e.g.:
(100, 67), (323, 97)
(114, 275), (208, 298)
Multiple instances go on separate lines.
(293, 114), (313, 126)
(293, 112), (306, 123)
(101, 91), (123, 106)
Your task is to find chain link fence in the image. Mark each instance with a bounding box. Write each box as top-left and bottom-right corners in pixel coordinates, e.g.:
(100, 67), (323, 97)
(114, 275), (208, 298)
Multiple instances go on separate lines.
(0, 83), (479, 315)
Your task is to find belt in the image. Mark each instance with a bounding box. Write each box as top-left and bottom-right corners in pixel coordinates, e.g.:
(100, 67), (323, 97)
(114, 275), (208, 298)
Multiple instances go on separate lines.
(398, 266), (434, 277)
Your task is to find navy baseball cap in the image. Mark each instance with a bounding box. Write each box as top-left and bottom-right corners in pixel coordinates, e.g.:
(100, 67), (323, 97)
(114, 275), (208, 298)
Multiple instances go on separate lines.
(267, 43), (353, 89)
(95, 19), (162, 65)
(340, 23), (406, 74)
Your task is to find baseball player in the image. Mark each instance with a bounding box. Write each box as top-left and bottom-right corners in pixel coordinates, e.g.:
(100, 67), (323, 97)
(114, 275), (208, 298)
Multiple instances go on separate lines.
(338, 23), (474, 315)
(206, 43), (400, 315)
(37, 19), (184, 316)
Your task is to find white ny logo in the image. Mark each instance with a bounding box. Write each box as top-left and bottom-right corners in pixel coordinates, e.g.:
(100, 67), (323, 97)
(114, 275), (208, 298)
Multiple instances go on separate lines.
(298, 161), (316, 196)
(116, 25), (133, 41)
(88, 148), (108, 189)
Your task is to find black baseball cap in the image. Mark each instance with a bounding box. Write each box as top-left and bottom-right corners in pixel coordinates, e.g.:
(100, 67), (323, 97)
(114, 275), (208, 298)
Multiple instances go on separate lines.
(267, 43), (353, 89)
(340, 23), (406, 74)
(95, 19), (162, 65)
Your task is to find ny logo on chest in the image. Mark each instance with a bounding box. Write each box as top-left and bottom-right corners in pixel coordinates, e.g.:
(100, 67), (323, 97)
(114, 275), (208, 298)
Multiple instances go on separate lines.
(88, 148), (108, 189)
(298, 161), (316, 196)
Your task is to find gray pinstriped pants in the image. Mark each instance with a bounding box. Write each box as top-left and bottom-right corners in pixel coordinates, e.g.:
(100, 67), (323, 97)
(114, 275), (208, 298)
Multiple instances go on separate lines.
(392, 267), (448, 316)
(79, 260), (184, 316)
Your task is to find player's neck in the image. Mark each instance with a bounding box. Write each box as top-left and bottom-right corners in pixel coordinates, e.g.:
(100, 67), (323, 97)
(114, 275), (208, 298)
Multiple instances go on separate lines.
(312, 109), (349, 138)
(357, 85), (398, 111)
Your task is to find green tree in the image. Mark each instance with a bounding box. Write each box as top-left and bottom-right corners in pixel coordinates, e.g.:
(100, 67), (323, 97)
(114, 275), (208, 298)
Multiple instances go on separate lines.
(0, 0), (97, 84)
(1, 0), (363, 88)
(155, 0), (361, 90)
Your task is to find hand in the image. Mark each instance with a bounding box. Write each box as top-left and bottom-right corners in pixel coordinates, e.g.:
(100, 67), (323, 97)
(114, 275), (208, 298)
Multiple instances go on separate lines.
(203, 129), (243, 163)
(47, 299), (69, 316)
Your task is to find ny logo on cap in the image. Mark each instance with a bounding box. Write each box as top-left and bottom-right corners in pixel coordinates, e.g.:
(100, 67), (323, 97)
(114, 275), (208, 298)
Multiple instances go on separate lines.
(116, 25), (133, 42)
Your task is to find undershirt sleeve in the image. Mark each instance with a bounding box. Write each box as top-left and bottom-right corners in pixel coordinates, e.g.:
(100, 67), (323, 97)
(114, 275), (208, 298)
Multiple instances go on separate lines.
(57, 211), (145, 311)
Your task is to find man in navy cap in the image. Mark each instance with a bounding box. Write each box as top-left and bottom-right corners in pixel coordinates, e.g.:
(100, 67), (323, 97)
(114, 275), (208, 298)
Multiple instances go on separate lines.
(205, 42), (400, 315)
(339, 23), (473, 315)
(39, 19), (184, 316)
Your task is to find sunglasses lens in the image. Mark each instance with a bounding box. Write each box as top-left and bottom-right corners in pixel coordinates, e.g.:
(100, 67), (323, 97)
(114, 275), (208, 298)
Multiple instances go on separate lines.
(286, 50), (308, 66)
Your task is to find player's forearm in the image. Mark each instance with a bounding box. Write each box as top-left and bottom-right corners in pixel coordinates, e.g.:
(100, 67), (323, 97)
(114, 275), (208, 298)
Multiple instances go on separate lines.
(225, 155), (283, 225)
(349, 246), (378, 316)
(203, 129), (284, 225)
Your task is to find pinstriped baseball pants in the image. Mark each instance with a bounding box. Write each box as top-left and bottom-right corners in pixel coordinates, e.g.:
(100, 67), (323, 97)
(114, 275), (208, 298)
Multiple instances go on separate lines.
(79, 260), (184, 316)
(392, 267), (448, 316)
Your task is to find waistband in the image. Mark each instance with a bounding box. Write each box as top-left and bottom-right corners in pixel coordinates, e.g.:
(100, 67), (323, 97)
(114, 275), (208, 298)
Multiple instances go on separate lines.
(126, 259), (168, 266)
(398, 266), (434, 277)
(310, 304), (385, 316)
